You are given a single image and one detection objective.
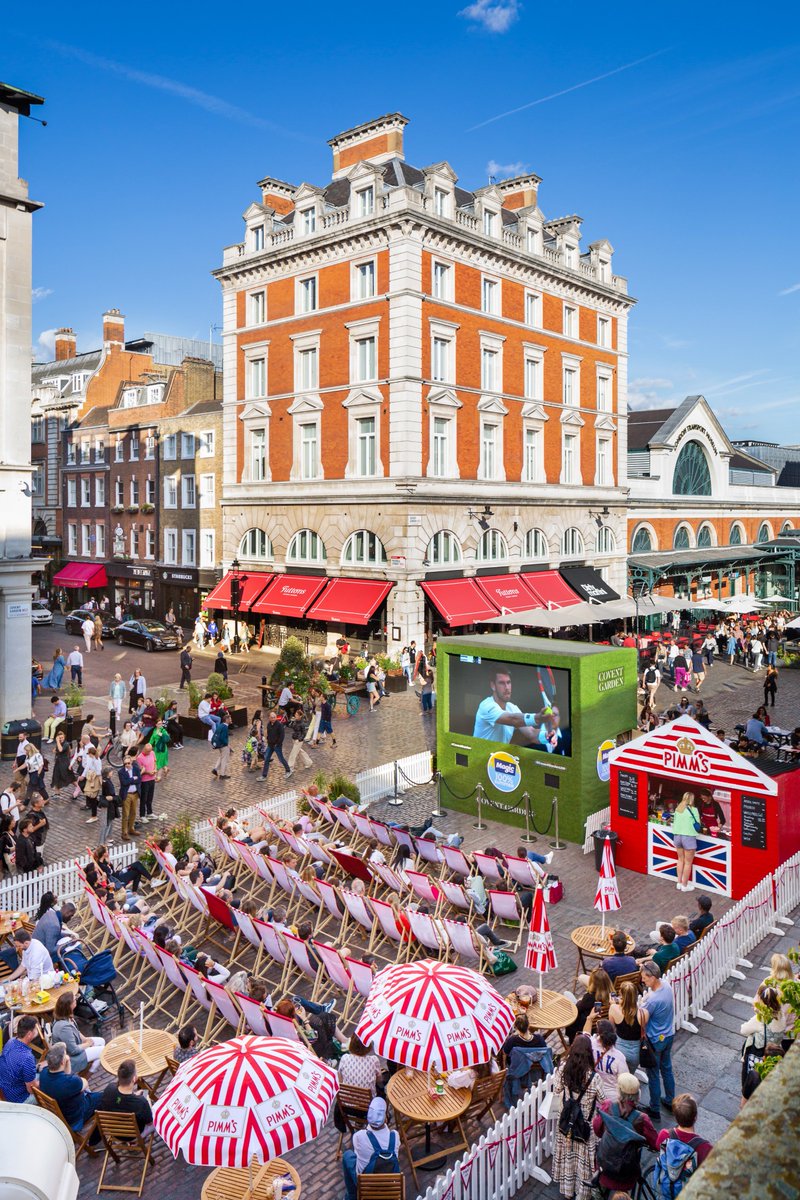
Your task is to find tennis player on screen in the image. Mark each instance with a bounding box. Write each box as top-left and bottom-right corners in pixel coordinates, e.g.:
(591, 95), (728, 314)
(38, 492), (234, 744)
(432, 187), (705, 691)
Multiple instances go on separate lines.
(472, 667), (546, 745)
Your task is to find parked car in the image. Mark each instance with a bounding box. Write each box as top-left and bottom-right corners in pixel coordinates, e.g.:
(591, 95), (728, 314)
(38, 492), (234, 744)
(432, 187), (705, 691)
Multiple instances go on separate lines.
(31, 600), (53, 626)
(64, 608), (120, 637)
(115, 619), (180, 651)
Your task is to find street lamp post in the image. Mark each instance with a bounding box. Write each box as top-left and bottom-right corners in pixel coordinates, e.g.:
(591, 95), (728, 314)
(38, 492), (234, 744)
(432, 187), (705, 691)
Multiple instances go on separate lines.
(230, 557), (242, 655)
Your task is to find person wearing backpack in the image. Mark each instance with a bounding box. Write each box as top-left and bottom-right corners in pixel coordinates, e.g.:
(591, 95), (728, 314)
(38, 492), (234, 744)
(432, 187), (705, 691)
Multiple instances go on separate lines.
(552, 1035), (603, 1200)
(652, 1094), (712, 1198)
(210, 713), (232, 780)
(592, 1072), (658, 1195)
(642, 662), (661, 707)
(342, 1097), (400, 1200)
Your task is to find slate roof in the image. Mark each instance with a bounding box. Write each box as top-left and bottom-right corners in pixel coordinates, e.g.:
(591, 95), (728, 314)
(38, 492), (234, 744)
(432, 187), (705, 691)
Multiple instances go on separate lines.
(32, 350), (102, 396)
(627, 408), (677, 450)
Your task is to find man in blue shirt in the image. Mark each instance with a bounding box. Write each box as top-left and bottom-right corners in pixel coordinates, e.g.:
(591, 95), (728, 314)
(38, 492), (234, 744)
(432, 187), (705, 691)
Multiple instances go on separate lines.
(38, 1041), (103, 1129)
(671, 915), (696, 953)
(601, 930), (639, 981)
(473, 668), (543, 744)
(0, 1015), (40, 1103)
(639, 961), (675, 1118)
(33, 901), (76, 962)
(745, 714), (769, 746)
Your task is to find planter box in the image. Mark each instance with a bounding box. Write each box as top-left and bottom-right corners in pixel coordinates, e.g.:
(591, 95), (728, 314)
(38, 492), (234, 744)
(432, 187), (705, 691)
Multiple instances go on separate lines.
(182, 704), (248, 741)
(383, 672), (408, 694)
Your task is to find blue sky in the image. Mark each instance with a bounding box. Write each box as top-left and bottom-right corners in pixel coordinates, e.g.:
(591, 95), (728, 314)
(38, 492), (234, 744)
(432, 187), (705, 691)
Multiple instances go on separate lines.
(7, 0), (800, 439)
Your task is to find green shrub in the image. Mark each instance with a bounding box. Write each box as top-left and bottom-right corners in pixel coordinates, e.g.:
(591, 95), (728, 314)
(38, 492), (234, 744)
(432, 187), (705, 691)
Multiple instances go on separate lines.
(155, 687), (174, 718)
(140, 812), (202, 870)
(280, 636), (307, 674)
(338, 664), (355, 683)
(206, 672), (233, 701)
(186, 680), (203, 711)
(377, 654), (396, 672)
(63, 682), (85, 710)
(328, 772), (360, 806)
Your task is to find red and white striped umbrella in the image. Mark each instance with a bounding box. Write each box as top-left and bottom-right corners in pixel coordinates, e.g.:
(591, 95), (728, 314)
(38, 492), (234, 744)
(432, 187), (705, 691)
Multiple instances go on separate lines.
(525, 885), (558, 973)
(594, 836), (621, 928)
(152, 1036), (338, 1167)
(355, 959), (514, 1070)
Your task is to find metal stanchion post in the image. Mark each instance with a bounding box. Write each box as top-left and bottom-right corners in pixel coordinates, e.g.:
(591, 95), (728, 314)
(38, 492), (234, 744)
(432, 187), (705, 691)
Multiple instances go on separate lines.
(430, 770), (447, 819)
(520, 791), (537, 843)
(548, 795), (566, 849)
(473, 783), (487, 830)
(387, 758), (403, 807)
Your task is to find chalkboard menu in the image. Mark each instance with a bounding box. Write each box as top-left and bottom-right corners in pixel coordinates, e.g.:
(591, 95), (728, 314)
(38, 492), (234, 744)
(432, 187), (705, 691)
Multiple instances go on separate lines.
(618, 770), (639, 820)
(741, 792), (767, 850)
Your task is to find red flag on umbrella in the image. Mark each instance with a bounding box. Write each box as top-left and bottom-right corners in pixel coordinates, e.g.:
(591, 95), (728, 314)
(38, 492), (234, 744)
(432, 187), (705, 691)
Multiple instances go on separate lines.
(594, 835), (621, 925)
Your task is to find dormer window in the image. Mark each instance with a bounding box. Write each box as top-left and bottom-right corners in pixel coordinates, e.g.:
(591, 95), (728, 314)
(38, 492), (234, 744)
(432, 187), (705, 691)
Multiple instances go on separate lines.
(253, 225), (265, 251)
(147, 384), (164, 404)
(483, 209), (497, 237)
(122, 387), (138, 408)
(301, 207), (316, 235)
(434, 187), (448, 217)
(526, 228), (541, 255)
(564, 243), (578, 268)
(356, 186), (375, 217)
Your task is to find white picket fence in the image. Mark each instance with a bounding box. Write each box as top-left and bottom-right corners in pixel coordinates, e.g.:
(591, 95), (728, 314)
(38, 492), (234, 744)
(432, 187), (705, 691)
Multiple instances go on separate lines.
(0, 750), (433, 913)
(419, 1073), (556, 1200)
(582, 806), (611, 853)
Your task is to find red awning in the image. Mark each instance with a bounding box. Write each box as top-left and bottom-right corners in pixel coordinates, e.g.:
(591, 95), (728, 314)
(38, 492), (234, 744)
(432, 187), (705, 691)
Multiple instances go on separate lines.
(252, 573), (328, 618)
(52, 562), (108, 589)
(204, 571), (273, 611)
(475, 573), (540, 613)
(520, 570), (581, 609)
(306, 578), (393, 625)
(420, 578), (500, 626)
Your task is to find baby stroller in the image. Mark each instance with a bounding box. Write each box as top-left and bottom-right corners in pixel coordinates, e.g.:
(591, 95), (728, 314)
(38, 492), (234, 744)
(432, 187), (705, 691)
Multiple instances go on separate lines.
(61, 946), (125, 1032)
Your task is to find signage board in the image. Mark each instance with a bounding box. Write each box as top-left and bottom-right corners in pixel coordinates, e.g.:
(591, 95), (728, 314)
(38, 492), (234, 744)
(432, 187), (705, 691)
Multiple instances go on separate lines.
(741, 792), (767, 851)
(617, 770), (639, 820)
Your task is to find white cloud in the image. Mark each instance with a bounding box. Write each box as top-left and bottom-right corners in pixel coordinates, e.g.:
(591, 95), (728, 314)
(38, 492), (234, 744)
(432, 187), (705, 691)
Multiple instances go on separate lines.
(459, 0), (520, 33)
(32, 287), (53, 303)
(486, 158), (528, 179)
(628, 377), (674, 409)
(35, 329), (58, 358)
(778, 282), (800, 296)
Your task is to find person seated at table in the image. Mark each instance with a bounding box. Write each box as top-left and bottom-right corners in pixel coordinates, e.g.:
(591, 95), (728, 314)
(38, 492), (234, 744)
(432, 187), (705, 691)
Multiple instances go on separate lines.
(274, 998), (340, 1060)
(671, 915), (696, 953)
(52, 990), (105, 1073)
(754, 704), (772, 728)
(5, 928), (53, 982)
(745, 711), (770, 746)
(0, 1015), (40, 1103)
(173, 1025), (201, 1065)
(502, 1013), (546, 1060)
(38, 1041), (104, 1129)
(589, 1020), (629, 1101)
(94, 1059), (153, 1136)
(564, 967), (613, 1043)
(689, 894), (714, 938)
(342, 1097), (400, 1200)
(591, 1072), (659, 1195)
(338, 1033), (385, 1096)
(638, 924), (680, 973)
(599, 931), (639, 983)
(32, 896), (77, 963)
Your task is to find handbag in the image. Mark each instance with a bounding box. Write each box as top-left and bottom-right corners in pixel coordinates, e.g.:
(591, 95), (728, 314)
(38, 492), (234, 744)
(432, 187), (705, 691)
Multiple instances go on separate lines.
(639, 1036), (656, 1069)
(690, 807), (702, 833)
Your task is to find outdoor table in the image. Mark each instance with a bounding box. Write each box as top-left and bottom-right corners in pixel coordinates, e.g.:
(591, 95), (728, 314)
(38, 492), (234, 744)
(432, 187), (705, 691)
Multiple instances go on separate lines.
(100, 1027), (176, 1099)
(386, 1068), (470, 1189)
(2, 980), (78, 1017)
(201, 1159), (301, 1200)
(510, 988), (578, 1051)
(571, 925), (635, 982)
(0, 910), (28, 940)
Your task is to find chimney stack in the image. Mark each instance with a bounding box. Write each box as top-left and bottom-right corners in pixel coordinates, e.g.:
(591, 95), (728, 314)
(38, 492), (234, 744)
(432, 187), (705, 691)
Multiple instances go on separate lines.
(54, 328), (77, 361)
(102, 308), (125, 349)
(328, 113), (408, 178)
(497, 173), (542, 211)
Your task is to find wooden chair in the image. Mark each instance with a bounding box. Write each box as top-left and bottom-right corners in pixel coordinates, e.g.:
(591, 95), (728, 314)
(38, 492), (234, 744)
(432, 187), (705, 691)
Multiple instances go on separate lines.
(32, 1084), (98, 1160)
(462, 1069), (507, 1126)
(612, 969), (642, 991)
(357, 1177), (405, 1200)
(95, 1110), (154, 1196)
(334, 1083), (373, 1155)
(164, 1055), (179, 1078)
(696, 919), (717, 942)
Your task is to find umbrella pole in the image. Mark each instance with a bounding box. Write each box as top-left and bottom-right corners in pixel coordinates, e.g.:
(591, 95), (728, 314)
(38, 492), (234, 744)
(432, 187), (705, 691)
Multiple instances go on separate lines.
(600, 910), (605, 938)
(539, 970), (543, 1007)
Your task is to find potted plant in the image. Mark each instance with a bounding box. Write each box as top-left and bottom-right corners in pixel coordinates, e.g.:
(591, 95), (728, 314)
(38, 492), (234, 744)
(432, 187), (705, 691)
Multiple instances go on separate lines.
(127, 504), (139, 514)
(63, 682), (84, 716)
(328, 772), (360, 806)
(186, 680), (203, 714)
(111, 505), (125, 514)
(378, 652), (407, 693)
(140, 812), (203, 871)
(141, 503), (155, 514)
(206, 672), (233, 702)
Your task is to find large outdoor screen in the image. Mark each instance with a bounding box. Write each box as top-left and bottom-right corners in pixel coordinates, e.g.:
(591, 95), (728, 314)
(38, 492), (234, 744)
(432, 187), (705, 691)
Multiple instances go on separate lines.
(448, 655), (572, 757)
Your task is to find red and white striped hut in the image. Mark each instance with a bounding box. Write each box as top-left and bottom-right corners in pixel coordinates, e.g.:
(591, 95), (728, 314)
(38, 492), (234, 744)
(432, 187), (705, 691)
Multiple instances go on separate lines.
(608, 717), (800, 899)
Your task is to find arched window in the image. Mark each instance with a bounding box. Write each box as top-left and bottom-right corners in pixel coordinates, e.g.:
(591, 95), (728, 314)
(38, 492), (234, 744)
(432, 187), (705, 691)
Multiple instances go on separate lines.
(631, 526), (653, 553)
(696, 524), (714, 548)
(561, 527), (584, 558)
(596, 526), (615, 554)
(673, 525), (691, 550)
(476, 528), (509, 563)
(427, 530), (462, 566)
(782, 521), (793, 534)
(287, 529), (327, 564)
(523, 528), (548, 561)
(238, 528), (274, 561)
(341, 530), (387, 566)
(757, 522), (772, 544)
(729, 523), (743, 546)
(673, 440), (712, 496)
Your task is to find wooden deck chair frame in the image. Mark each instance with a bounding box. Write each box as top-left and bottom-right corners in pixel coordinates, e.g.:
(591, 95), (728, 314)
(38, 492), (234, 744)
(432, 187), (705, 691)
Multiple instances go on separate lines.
(129, 931), (173, 1020)
(412, 836), (443, 873)
(95, 1110), (154, 1196)
(265, 856), (300, 918)
(328, 804), (359, 843)
(230, 908), (264, 966)
(314, 879), (345, 937)
(334, 1083), (373, 1155)
(404, 870), (441, 912)
(370, 861), (406, 897)
(281, 929), (322, 999)
(199, 886), (238, 956)
(344, 955), (375, 1002)
(405, 909), (448, 960)
(504, 853), (543, 889)
(351, 811), (376, 847)
(252, 918), (291, 991)
(389, 826), (414, 854)
(113, 919), (150, 993)
(368, 818), (395, 849)
(263, 1007), (311, 1046)
(203, 976), (245, 1040)
(442, 917), (490, 972)
(437, 878), (474, 919)
(440, 844), (472, 878)
(329, 847), (373, 888)
(357, 1178), (405, 1200)
(339, 888), (376, 949)
(473, 852), (507, 885)
(152, 945), (192, 1030)
(367, 895), (408, 963)
(235, 990), (271, 1036)
(32, 1084), (98, 1160)
(180, 962), (218, 1044)
(313, 941), (358, 1021)
(487, 889), (527, 951)
(302, 837), (335, 874)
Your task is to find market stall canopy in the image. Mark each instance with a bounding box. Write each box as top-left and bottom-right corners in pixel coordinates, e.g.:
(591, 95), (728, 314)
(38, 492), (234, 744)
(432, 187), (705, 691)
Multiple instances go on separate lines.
(521, 569), (582, 609)
(559, 566), (620, 603)
(474, 573), (541, 613)
(420, 577), (500, 625)
(251, 573), (328, 618)
(52, 561), (108, 589)
(203, 570), (273, 611)
(306, 578), (393, 625)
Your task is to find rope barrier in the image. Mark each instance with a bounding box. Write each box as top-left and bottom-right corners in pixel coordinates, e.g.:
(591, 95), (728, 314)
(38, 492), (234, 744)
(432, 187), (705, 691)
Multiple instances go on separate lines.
(440, 777), (483, 802)
(528, 796), (556, 837)
(395, 762), (436, 788)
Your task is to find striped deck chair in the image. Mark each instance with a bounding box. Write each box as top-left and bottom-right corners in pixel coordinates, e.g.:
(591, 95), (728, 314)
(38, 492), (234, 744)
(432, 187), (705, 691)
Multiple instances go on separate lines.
(412, 836), (443, 872)
(368, 896), (409, 963)
(442, 918), (491, 972)
(340, 889), (376, 946)
(230, 908), (263, 968)
(235, 990), (271, 1036)
(438, 878), (474, 918)
(473, 852), (507, 886)
(180, 962), (217, 1044)
(282, 930), (321, 998)
(199, 887), (237, 956)
(369, 861), (406, 896)
(487, 889), (527, 951)
(313, 942), (356, 1019)
(344, 955), (376, 1002)
(369, 819), (395, 849)
(264, 1008), (311, 1046)
(315, 879), (345, 936)
(252, 917), (289, 985)
(406, 909), (448, 959)
(504, 853), (543, 889)
(441, 845), (473, 878)
(204, 977), (244, 1040)
(404, 870), (441, 911)
(152, 945), (192, 1028)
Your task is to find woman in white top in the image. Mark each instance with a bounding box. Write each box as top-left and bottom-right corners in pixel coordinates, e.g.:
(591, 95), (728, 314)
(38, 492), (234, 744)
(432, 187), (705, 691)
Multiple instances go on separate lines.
(338, 1033), (385, 1096)
(589, 1019), (629, 1101)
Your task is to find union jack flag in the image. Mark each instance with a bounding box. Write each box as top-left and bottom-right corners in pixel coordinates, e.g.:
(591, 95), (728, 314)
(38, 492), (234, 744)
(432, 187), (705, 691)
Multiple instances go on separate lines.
(648, 826), (730, 895)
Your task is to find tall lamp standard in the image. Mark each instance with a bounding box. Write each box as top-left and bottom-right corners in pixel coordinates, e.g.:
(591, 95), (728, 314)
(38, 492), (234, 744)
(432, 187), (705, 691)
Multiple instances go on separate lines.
(229, 557), (242, 655)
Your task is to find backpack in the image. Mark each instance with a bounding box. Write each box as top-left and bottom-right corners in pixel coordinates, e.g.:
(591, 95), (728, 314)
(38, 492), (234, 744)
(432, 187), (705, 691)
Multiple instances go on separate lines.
(596, 1104), (646, 1180)
(558, 1074), (597, 1144)
(364, 1130), (400, 1174)
(651, 1133), (704, 1199)
(211, 723), (227, 749)
(644, 668), (658, 685)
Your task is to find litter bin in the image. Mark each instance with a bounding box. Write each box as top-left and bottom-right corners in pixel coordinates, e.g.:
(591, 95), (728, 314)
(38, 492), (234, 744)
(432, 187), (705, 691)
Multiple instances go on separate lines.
(1, 717), (42, 760)
(593, 827), (618, 871)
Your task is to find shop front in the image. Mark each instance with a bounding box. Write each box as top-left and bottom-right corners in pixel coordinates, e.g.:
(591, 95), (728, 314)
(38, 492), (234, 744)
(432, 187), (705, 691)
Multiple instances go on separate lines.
(52, 561), (109, 610)
(107, 562), (157, 617)
(420, 569), (584, 637)
(160, 567), (217, 626)
(608, 717), (800, 899)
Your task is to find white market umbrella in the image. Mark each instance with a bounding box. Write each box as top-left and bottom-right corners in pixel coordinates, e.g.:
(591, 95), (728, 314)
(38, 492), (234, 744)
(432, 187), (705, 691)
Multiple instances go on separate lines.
(524, 885), (558, 1007)
(593, 835), (621, 937)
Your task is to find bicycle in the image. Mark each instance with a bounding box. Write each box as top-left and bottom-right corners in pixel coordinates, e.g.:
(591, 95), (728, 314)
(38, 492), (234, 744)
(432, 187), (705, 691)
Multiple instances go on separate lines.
(99, 733), (126, 770)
